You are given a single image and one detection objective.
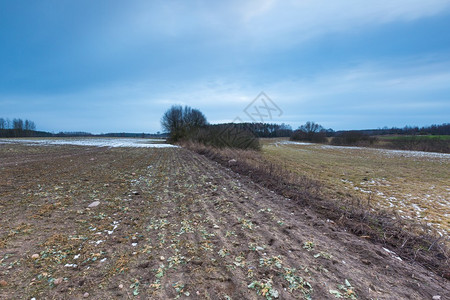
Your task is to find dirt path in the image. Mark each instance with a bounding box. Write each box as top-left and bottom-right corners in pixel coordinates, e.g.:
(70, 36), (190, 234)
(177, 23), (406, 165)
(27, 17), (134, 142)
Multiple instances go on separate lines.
(0, 145), (448, 299)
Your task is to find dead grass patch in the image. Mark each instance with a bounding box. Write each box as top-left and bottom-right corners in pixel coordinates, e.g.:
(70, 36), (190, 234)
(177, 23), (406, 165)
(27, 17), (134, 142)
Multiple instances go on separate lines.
(0, 223), (33, 248)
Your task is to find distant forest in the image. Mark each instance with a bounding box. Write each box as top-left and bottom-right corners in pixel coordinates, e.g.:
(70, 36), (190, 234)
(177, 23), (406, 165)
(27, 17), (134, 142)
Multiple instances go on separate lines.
(0, 117), (45, 138)
(347, 123), (450, 136)
(1, 116), (448, 139)
(0, 117), (167, 138)
(217, 122), (293, 138)
(237, 122), (450, 138)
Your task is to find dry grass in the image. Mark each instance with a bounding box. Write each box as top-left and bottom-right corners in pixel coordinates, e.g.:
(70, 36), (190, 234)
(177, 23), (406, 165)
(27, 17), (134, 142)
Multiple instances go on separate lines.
(185, 140), (449, 279)
(262, 138), (450, 237)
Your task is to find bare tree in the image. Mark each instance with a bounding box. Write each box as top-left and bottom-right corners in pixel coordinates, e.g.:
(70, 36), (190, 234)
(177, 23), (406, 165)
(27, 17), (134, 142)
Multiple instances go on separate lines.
(24, 119), (36, 131)
(291, 121), (327, 143)
(13, 118), (24, 130)
(161, 105), (184, 141)
(183, 107), (207, 132)
(161, 105), (207, 141)
(0, 118), (5, 130)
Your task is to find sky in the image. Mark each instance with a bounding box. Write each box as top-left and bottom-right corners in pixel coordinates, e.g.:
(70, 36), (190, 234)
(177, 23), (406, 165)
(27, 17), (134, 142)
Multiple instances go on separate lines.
(1, 0), (450, 133)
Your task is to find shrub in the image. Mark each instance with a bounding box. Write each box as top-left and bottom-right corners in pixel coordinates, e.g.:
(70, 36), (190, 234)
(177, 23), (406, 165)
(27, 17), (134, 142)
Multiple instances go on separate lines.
(188, 124), (260, 150)
(331, 131), (376, 146)
(386, 136), (450, 153)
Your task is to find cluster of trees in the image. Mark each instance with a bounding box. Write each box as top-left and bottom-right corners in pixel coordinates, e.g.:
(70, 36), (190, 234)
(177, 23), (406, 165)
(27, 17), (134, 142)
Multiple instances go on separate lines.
(0, 118), (36, 131)
(161, 105), (208, 142)
(290, 121), (377, 145)
(358, 123), (450, 136)
(290, 121), (450, 145)
(161, 105), (260, 149)
(290, 121), (333, 143)
(0, 117), (38, 137)
(234, 123), (292, 138)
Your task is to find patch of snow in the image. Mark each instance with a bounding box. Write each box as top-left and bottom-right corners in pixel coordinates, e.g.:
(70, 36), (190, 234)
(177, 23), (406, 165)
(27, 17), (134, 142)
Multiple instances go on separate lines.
(106, 222), (119, 235)
(382, 247), (403, 261)
(0, 138), (178, 148)
(411, 203), (424, 212)
(277, 141), (314, 146)
(319, 144), (450, 159)
(64, 263), (78, 268)
(354, 186), (371, 193)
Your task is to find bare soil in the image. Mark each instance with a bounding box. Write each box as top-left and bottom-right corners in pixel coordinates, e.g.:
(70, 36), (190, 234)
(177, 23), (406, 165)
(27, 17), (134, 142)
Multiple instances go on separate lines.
(0, 144), (448, 299)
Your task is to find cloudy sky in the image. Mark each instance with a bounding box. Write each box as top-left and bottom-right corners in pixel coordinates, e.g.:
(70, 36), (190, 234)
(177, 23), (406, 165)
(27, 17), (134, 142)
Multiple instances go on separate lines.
(1, 0), (449, 133)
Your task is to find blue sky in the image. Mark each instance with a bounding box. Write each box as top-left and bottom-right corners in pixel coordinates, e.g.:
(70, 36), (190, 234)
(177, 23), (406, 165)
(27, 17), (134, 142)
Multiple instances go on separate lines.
(1, 0), (450, 133)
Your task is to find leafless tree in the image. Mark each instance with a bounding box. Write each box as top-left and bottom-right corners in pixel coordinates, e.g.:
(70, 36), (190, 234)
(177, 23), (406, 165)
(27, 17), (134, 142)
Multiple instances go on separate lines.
(291, 121), (327, 143)
(24, 119), (36, 131)
(13, 118), (24, 130)
(161, 105), (207, 141)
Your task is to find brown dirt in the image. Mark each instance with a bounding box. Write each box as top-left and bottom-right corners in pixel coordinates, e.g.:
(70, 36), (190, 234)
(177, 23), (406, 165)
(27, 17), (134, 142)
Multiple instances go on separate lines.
(0, 144), (448, 299)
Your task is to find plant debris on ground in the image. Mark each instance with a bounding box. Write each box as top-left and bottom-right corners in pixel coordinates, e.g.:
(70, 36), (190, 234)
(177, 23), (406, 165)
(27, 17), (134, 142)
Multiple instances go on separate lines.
(0, 143), (448, 299)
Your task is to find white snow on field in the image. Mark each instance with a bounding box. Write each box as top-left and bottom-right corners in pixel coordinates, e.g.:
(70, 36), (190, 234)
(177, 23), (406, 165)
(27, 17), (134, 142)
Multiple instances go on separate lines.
(274, 140), (450, 159)
(276, 141), (314, 146)
(321, 144), (450, 159)
(0, 138), (178, 148)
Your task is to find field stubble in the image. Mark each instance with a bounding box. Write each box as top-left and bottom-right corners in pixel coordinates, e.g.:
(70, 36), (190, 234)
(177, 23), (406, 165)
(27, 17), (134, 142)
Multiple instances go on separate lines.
(0, 143), (449, 299)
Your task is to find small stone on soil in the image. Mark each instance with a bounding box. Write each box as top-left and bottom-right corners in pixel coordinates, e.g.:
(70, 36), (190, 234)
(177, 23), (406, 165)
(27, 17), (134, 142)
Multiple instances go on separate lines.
(31, 254), (39, 259)
(0, 279), (7, 286)
(54, 277), (63, 285)
(88, 201), (100, 208)
(83, 292), (89, 298)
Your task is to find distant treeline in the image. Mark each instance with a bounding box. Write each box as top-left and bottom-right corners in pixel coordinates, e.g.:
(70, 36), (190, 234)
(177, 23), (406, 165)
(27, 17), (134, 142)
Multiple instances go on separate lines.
(217, 122), (293, 138)
(348, 123), (450, 136)
(0, 117), (167, 139)
(0, 117), (36, 131)
(0, 117), (42, 137)
(161, 105), (295, 150)
(290, 122), (450, 153)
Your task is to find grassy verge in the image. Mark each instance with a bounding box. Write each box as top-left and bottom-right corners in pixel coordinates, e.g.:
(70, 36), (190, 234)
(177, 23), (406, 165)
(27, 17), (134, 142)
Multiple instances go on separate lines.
(184, 141), (450, 280)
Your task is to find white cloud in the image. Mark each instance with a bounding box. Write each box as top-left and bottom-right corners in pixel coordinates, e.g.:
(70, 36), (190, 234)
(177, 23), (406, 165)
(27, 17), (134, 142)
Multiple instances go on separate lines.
(88, 0), (450, 52)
